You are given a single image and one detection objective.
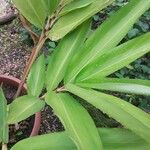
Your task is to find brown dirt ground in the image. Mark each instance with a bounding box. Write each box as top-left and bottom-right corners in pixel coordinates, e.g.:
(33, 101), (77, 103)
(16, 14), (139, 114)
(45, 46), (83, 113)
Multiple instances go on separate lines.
(0, 18), (30, 78)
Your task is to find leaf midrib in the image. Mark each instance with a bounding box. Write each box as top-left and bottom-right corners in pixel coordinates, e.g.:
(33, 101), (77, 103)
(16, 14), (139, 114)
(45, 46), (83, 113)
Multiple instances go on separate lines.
(32, 61), (43, 96)
(68, 1), (147, 83)
(82, 45), (150, 80)
(49, 29), (84, 90)
(8, 100), (39, 123)
(55, 97), (84, 149)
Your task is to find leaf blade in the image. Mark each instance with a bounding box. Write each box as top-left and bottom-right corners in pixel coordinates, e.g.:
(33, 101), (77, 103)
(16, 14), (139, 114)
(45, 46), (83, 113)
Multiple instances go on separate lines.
(13, 0), (47, 28)
(0, 88), (8, 143)
(7, 96), (45, 124)
(66, 84), (150, 143)
(45, 92), (103, 150)
(27, 55), (45, 97)
(46, 20), (90, 90)
(48, 0), (114, 40)
(11, 128), (150, 150)
(60, 0), (93, 16)
(65, 0), (150, 83)
(77, 78), (150, 96)
(76, 32), (150, 81)
(43, 0), (60, 16)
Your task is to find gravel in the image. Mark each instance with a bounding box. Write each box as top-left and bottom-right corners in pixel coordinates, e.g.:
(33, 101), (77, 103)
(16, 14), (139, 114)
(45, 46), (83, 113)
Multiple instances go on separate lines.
(0, 18), (31, 78)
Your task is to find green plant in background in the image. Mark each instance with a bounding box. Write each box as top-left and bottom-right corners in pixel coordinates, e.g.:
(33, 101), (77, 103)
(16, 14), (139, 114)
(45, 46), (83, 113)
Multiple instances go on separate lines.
(0, 0), (150, 149)
(91, 0), (150, 113)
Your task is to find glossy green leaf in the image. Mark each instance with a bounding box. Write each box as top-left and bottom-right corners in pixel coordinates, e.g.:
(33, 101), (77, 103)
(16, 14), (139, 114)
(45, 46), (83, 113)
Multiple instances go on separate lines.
(76, 32), (150, 81)
(65, 0), (150, 83)
(27, 55), (45, 97)
(66, 84), (150, 143)
(77, 78), (150, 96)
(60, 0), (93, 16)
(0, 88), (8, 143)
(46, 20), (90, 91)
(45, 92), (103, 150)
(48, 0), (114, 41)
(11, 128), (150, 150)
(13, 0), (48, 28)
(7, 96), (45, 124)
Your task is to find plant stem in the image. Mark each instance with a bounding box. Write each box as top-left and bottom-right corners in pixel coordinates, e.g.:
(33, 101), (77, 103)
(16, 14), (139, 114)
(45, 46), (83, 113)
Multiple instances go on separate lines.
(19, 14), (39, 45)
(2, 144), (7, 150)
(14, 2), (66, 98)
(56, 86), (66, 93)
(14, 36), (46, 99)
(45, 2), (65, 35)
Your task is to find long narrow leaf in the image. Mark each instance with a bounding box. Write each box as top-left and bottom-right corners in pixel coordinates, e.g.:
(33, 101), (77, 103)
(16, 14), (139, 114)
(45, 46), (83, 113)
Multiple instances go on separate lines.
(7, 96), (45, 124)
(77, 78), (150, 96)
(65, 0), (150, 83)
(0, 88), (8, 143)
(76, 32), (150, 81)
(45, 92), (103, 150)
(46, 20), (90, 91)
(48, 0), (114, 41)
(66, 84), (150, 143)
(27, 55), (45, 97)
(11, 128), (150, 150)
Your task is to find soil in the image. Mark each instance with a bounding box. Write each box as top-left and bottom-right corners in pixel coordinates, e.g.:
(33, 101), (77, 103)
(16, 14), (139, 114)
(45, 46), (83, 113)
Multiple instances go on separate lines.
(1, 84), (34, 149)
(0, 18), (31, 78)
(39, 105), (64, 134)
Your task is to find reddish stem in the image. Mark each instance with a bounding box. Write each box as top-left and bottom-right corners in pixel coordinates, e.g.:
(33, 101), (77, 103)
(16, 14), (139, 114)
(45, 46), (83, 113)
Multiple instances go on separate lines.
(14, 37), (46, 98)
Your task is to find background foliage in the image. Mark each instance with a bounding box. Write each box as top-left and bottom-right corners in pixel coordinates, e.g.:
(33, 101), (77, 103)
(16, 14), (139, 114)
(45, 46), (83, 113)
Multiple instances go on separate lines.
(93, 0), (150, 114)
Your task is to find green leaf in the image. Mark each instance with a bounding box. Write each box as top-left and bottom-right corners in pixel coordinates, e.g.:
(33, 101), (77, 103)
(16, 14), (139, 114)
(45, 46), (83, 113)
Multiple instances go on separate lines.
(43, 0), (60, 16)
(48, 0), (114, 41)
(11, 128), (150, 150)
(45, 92), (103, 150)
(63, 0), (74, 5)
(7, 96), (45, 124)
(100, 128), (149, 149)
(60, 0), (93, 16)
(0, 88), (8, 143)
(66, 84), (150, 143)
(27, 55), (45, 97)
(46, 20), (90, 91)
(13, 0), (47, 28)
(65, 0), (150, 83)
(77, 78), (150, 96)
(76, 32), (150, 81)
